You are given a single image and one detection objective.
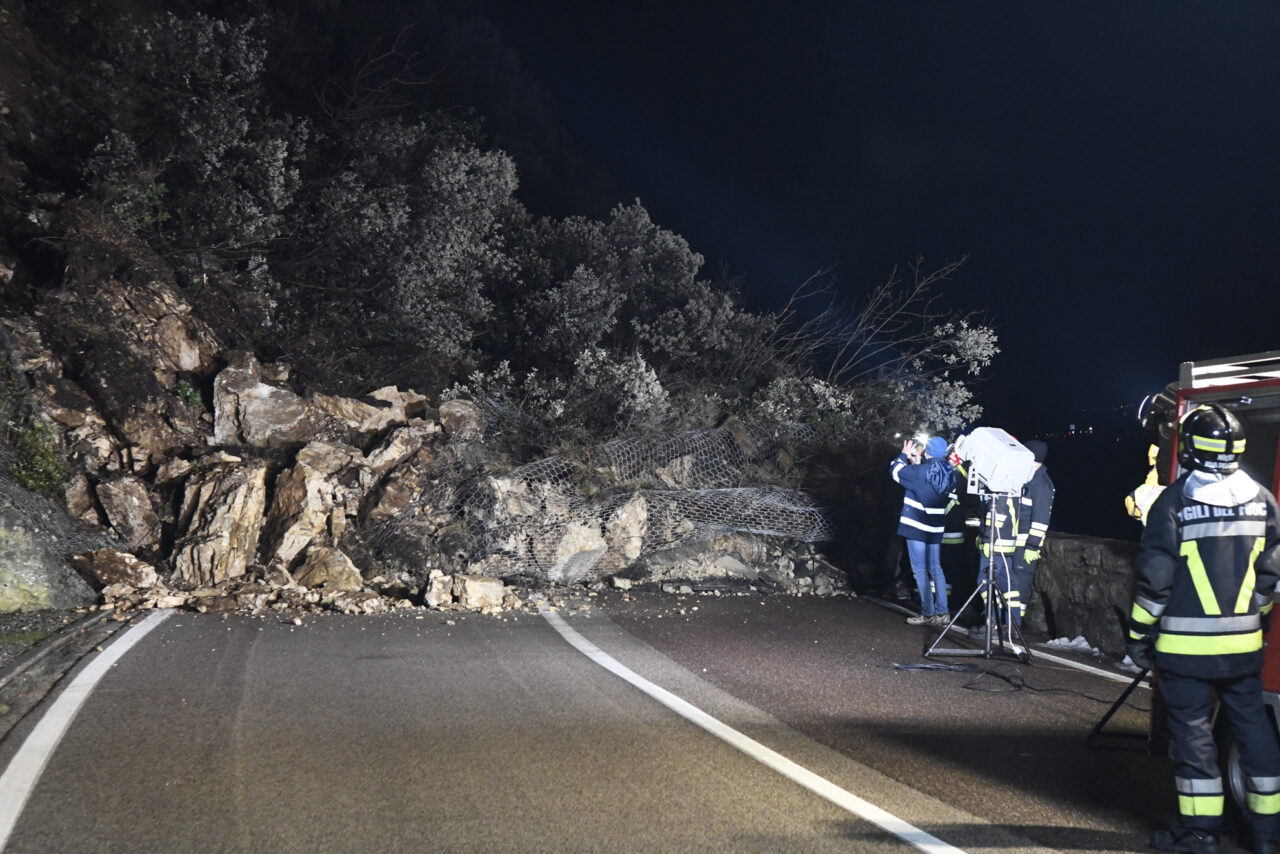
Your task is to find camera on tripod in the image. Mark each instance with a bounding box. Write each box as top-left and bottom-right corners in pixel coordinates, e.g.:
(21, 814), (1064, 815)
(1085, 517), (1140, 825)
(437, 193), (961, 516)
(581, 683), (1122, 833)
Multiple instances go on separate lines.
(953, 426), (1037, 496)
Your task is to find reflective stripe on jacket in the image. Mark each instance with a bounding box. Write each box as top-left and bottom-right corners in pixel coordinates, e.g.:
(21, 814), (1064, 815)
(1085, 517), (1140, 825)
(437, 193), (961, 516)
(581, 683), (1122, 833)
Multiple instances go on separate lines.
(1018, 467), (1054, 550)
(978, 494), (1020, 554)
(890, 453), (951, 544)
(1130, 470), (1280, 679)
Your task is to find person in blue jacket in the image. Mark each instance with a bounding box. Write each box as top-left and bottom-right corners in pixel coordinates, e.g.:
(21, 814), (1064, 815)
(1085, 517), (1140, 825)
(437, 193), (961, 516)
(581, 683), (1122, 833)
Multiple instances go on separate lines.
(890, 436), (957, 626)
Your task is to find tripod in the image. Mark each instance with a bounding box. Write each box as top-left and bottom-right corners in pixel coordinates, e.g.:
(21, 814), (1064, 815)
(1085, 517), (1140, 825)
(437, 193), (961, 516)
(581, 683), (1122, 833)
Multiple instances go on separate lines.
(926, 491), (1031, 662)
(1087, 668), (1150, 746)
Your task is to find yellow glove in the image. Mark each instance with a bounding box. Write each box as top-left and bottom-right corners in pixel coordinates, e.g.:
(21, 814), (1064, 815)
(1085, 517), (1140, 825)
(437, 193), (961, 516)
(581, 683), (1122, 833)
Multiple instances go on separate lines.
(978, 541), (990, 557)
(1023, 548), (1041, 563)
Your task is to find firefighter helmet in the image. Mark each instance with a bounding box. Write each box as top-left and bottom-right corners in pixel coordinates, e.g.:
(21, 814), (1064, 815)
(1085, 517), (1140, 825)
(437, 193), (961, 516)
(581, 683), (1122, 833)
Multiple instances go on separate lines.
(1177, 404), (1246, 474)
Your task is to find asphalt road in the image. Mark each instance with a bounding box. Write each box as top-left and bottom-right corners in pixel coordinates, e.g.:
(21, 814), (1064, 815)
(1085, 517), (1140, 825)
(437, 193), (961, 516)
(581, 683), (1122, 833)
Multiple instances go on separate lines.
(0, 592), (1204, 853)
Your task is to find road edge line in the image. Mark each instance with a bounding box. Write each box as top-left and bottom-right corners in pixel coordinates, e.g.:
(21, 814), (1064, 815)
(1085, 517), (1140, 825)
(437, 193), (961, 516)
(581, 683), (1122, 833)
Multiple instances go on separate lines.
(0, 609), (172, 851)
(541, 605), (966, 854)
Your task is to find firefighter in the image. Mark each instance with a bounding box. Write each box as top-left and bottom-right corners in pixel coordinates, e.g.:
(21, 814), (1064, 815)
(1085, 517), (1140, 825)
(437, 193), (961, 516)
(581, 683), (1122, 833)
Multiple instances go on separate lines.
(968, 487), (1021, 638)
(1012, 440), (1054, 627)
(1127, 404), (1280, 854)
(1127, 442), (1167, 525)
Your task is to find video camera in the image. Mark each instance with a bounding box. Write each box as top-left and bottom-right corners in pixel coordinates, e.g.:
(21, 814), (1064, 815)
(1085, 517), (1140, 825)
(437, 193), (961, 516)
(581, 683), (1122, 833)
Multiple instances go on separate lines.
(953, 427), (1036, 495)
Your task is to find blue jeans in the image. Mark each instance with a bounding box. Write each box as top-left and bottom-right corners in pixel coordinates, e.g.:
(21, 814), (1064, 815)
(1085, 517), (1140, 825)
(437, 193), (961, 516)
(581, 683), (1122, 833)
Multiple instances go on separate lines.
(906, 539), (947, 616)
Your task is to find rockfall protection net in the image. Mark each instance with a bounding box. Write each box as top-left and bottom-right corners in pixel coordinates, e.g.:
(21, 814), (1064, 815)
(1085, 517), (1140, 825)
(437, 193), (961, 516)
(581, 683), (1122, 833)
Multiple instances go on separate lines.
(362, 419), (833, 583)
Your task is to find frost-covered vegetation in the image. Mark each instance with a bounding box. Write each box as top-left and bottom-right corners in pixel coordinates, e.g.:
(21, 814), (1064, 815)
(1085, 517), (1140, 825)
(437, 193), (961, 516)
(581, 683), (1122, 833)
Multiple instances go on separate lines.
(9, 0), (997, 457)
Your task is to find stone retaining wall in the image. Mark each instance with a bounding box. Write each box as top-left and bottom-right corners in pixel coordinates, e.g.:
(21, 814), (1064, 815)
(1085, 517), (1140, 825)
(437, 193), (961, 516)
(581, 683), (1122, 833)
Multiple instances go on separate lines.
(1023, 533), (1139, 658)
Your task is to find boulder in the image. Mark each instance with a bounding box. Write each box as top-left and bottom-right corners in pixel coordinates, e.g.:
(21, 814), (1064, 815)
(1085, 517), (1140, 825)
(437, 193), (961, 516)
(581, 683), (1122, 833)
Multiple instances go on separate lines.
(171, 460), (270, 587)
(0, 495), (97, 612)
(364, 422), (440, 476)
(546, 521), (607, 584)
(369, 386), (430, 420)
(260, 440), (370, 571)
(655, 454), (696, 488)
(605, 493), (648, 563)
(213, 351), (341, 450)
(310, 393), (402, 439)
(64, 472), (100, 524)
(486, 475), (541, 518)
(424, 570), (453, 608)
(331, 590), (387, 614)
(453, 574), (505, 610)
(293, 546), (363, 592)
(363, 444), (436, 525)
(95, 475), (161, 551)
(34, 375), (97, 428)
(309, 387), (429, 441)
(71, 549), (159, 590)
(632, 533), (769, 585)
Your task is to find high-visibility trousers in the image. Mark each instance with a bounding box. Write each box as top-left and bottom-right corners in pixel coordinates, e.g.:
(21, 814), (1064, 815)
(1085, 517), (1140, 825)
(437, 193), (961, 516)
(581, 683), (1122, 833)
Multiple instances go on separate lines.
(976, 552), (1018, 627)
(1159, 669), (1280, 839)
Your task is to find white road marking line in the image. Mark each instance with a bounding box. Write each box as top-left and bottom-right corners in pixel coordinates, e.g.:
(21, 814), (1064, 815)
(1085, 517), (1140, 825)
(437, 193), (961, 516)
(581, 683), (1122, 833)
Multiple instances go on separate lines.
(541, 606), (966, 854)
(1033, 648), (1150, 685)
(0, 609), (172, 851)
(874, 596), (1149, 687)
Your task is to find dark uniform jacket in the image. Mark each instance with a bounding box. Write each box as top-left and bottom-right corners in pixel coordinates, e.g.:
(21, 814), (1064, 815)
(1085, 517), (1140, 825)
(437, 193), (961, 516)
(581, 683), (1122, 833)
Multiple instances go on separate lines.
(977, 493), (1020, 555)
(1130, 469), (1280, 679)
(1016, 466), (1055, 554)
(890, 453), (953, 545)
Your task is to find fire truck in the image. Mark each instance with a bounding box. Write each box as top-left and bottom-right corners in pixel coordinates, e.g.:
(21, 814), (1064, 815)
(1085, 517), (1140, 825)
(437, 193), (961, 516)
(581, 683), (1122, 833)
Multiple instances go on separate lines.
(1139, 350), (1280, 809)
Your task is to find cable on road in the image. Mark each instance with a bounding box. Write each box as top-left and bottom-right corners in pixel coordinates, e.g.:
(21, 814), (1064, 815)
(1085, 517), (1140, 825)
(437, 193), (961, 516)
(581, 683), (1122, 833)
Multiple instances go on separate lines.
(892, 662), (981, 673)
(892, 660), (1150, 711)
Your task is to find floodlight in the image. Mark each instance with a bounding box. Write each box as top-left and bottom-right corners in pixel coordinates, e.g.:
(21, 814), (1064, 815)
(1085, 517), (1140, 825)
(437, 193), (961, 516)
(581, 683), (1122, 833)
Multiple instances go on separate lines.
(953, 427), (1036, 494)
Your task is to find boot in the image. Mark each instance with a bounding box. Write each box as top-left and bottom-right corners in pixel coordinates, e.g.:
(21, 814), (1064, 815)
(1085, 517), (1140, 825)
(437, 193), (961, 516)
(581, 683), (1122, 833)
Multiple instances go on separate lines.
(1150, 827), (1220, 854)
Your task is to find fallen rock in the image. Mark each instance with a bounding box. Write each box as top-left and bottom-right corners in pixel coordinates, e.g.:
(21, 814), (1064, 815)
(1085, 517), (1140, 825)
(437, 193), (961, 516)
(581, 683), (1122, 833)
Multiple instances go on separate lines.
(293, 546), (363, 592)
(213, 351), (335, 449)
(545, 521), (607, 584)
(95, 475), (161, 551)
(171, 460), (270, 587)
(331, 590), (387, 614)
(71, 549), (159, 590)
(424, 570), (453, 608)
(453, 574), (505, 610)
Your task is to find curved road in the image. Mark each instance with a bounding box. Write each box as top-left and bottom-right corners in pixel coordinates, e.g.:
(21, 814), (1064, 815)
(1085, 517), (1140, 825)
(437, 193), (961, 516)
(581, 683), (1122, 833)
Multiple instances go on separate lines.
(0, 592), (1192, 852)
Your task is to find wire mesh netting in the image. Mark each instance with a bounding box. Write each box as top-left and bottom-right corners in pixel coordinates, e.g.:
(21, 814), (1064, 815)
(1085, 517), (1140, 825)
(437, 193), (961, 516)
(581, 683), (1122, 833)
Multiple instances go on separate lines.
(362, 417), (833, 583)
(1, 329), (115, 569)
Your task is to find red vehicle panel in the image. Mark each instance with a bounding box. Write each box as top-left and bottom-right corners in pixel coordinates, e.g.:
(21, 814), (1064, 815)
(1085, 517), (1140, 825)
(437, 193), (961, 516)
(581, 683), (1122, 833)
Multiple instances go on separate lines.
(1145, 352), (1280, 697)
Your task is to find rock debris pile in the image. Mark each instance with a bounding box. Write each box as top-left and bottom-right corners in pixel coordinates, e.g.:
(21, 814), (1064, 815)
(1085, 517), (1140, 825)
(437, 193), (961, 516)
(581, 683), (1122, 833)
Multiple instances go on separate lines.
(1, 275), (843, 618)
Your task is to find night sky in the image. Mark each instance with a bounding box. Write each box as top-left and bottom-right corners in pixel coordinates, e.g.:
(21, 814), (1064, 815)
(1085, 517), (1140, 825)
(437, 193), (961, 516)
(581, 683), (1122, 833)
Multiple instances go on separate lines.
(477, 1), (1280, 439)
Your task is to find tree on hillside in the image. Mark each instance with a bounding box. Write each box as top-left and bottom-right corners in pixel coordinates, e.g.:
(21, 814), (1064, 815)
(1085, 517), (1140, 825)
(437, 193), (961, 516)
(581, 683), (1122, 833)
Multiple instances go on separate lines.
(752, 257), (998, 443)
(9, 1), (999, 455)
